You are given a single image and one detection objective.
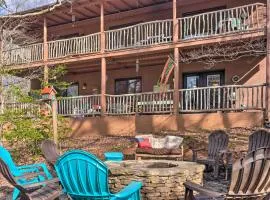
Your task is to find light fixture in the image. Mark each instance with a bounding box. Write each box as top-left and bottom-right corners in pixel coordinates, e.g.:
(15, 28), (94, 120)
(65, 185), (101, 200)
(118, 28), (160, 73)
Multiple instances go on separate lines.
(72, 14), (76, 27)
(82, 83), (87, 90)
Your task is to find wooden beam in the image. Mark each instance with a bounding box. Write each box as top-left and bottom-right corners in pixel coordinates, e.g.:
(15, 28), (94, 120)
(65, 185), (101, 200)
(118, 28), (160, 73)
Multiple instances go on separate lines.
(67, 61), (165, 74)
(43, 17), (49, 84)
(266, 0), (270, 121)
(173, 0), (179, 116)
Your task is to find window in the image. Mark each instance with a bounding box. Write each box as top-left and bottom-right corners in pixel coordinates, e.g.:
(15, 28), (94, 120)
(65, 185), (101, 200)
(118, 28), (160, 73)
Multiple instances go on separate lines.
(207, 74), (221, 87)
(115, 77), (142, 95)
(186, 75), (200, 89)
(184, 71), (224, 89)
(61, 83), (79, 97)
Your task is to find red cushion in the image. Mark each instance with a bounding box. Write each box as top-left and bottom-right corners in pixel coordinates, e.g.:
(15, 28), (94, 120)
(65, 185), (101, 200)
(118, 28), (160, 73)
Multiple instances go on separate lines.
(138, 138), (152, 149)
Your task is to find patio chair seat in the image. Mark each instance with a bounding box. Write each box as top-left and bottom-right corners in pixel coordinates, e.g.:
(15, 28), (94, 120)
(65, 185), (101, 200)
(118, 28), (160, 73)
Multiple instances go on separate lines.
(29, 183), (61, 199)
(0, 145), (53, 200)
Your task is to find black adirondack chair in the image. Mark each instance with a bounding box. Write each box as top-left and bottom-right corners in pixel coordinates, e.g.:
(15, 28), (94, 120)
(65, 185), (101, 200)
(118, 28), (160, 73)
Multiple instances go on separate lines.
(0, 158), (61, 200)
(192, 130), (229, 178)
(247, 129), (270, 152)
(41, 139), (60, 166)
(184, 147), (270, 200)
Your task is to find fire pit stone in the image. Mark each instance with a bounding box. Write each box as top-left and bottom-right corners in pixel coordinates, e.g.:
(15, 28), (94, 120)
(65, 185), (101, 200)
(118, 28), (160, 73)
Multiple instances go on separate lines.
(106, 160), (205, 199)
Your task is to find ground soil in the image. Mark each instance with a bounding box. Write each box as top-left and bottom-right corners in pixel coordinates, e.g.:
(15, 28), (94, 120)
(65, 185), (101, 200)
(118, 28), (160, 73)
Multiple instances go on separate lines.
(0, 127), (263, 199)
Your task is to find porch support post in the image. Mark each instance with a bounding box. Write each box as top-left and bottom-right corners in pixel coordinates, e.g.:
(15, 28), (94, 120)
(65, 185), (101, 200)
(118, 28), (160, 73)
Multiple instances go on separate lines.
(100, 1), (106, 115)
(173, 0), (180, 115)
(266, 0), (270, 122)
(43, 17), (49, 85)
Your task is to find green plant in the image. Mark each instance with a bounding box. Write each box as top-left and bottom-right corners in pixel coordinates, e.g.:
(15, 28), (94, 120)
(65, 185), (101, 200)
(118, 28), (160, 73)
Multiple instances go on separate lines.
(0, 64), (71, 161)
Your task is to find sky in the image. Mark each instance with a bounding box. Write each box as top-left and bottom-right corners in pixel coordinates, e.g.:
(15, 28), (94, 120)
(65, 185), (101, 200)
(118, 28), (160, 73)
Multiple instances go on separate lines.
(1, 0), (56, 14)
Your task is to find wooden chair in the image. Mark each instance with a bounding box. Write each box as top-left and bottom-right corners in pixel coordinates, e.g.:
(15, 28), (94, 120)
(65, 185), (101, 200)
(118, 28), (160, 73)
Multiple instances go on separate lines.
(40, 140), (60, 166)
(184, 147), (270, 200)
(0, 158), (61, 200)
(247, 129), (270, 153)
(192, 130), (229, 178)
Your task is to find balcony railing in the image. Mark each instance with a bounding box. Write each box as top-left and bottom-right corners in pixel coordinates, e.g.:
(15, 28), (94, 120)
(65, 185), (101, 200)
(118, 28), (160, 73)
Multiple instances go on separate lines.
(3, 3), (266, 66)
(1, 102), (41, 116)
(56, 84), (266, 116)
(106, 91), (174, 115)
(3, 43), (44, 65)
(48, 33), (101, 59)
(179, 84), (265, 112)
(57, 95), (101, 116)
(179, 3), (266, 40)
(105, 20), (173, 51)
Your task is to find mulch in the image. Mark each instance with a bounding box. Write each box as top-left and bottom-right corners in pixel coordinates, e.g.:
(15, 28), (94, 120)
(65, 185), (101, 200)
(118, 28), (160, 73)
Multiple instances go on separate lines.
(0, 127), (262, 198)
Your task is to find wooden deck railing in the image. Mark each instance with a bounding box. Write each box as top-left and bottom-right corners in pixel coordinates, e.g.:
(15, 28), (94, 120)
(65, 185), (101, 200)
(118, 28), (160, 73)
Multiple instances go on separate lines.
(3, 43), (44, 65)
(1, 102), (41, 116)
(6, 84), (262, 116)
(179, 84), (266, 112)
(106, 91), (173, 115)
(48, 33), (101, 59)
(105, 19), (173, 51)
(57, 95), (101, 116)
(179, 3), (266, 40)
(3, 3), (266, 66)
(57, 84), (266, 116)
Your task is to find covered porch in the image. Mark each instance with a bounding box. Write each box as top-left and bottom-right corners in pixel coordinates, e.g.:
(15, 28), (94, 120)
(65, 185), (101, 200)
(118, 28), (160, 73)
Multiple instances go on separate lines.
(57, 50), (267, 116)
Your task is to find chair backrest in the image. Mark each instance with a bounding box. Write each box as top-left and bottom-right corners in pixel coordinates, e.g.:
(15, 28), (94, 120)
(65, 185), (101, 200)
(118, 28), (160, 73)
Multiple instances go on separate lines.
(55, 150), (110, 198)
(248, 129), (270, 153)
(207, 130), (229, 159)
(0, 146), (21, 176)
(0, 158), (28, 198)
(228, 148), (270, 199)
(41, 139), (60, 165)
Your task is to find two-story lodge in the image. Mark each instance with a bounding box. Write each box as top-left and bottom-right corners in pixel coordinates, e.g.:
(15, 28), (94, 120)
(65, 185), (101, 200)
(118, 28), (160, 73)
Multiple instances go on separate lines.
(1, 0), (270, 136)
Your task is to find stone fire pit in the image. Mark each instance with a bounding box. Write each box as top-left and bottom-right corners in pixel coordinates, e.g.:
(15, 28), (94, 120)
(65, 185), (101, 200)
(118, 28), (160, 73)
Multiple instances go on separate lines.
(106, 160), (205, 200)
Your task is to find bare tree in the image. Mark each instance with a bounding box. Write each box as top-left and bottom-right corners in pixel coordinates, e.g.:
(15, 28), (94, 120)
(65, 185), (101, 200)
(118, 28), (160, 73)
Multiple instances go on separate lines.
(180, 38), (266, 68)
(0, 1), (45, 105)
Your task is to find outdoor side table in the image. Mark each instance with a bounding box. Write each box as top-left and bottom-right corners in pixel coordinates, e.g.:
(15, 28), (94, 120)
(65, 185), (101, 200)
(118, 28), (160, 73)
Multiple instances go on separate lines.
(104, 152), (124, 162)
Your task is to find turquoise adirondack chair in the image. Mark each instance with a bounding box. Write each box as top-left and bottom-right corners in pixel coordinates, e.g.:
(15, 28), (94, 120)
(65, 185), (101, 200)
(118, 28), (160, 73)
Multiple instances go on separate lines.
(0, 146), (53, 200)
(55, 150), (142, 200)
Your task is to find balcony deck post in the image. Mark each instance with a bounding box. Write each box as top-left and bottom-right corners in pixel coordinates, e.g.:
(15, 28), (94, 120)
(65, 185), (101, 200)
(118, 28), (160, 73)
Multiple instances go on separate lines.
(173, 0), (180, 115)
(266, 0), (270, 122)
(43, 17), (49, 84)
(100, 0), (106, 115)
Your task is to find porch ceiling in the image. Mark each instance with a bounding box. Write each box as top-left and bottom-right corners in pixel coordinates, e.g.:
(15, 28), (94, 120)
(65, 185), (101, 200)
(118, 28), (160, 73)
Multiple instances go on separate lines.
(30, 0), (216, 28)
(66, 50), (171, 74)
(34, 0), (171, 27)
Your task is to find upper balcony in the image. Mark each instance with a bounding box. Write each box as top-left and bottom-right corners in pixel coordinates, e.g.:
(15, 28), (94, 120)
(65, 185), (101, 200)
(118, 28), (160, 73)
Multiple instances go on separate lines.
(2, 3), (266, 68)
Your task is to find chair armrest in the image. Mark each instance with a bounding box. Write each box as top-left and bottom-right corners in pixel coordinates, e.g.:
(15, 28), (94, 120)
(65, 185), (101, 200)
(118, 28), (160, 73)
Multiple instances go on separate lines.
(15, 172), (46, 181)
(111, 181), (142, 200)
(191, 148), (205, 152)
(184, 181), (225, 198)
(23, 178), (60, 189)
(18, 167), (39, 174)
(18, 163), (53, 179)
(191, 148), (205, 162)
